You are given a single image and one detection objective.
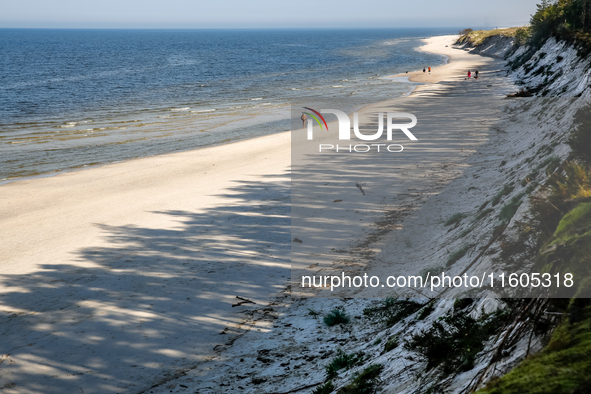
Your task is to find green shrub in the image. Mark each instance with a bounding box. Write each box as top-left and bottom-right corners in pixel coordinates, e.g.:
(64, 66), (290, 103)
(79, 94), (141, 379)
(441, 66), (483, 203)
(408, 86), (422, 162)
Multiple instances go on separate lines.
(326, 349), (364, 378)
(453, 298), (475, 310)
(324, 308), (350, 326)
(404, 309), (510, 374)
(383, 336), (399, 352)
(514, 26), (531, 45)
(498, 194), (525, 222)
(418, 301), (436, 320)
(337, 364), (384, 394)
(313, 380), (335, 394)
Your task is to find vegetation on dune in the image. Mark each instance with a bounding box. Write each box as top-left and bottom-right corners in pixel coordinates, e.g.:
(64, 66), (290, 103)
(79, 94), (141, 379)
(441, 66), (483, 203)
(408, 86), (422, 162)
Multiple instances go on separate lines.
(336, 364), (384, 394)
(487, 101), (591, 392)
(528, 0), (591, 48)
(476, 304), (591, 394)
(363, 298), (423, 326)
(326, 349), (365, 379)
(444, 212), (468, 226)
(498, 193), (525, 222)
(404, 308), (512, 374)
(491, 184), (515, 207)
(324, 308), (350, 326)
(460, 1), (591, 58)
(312, 380), (335, 394)
(383, 335), (399, 353)
(456, 27), (524, 46)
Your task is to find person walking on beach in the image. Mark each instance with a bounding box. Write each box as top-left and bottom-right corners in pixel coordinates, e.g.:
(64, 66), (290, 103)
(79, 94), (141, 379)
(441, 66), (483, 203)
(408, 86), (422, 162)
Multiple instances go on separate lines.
(301, 112), (307, 128)
(475, 70), (479, 79)
(423, 67), (426, 73)
(467, 70), (471, 78)
(428, 66), (431, 73)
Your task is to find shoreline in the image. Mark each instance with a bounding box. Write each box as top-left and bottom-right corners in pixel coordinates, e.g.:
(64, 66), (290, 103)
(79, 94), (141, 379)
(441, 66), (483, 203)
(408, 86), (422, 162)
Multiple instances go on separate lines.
(0, 34), (506, 393)
(391, 34), (493, 85)
(2, 34), (449, 187)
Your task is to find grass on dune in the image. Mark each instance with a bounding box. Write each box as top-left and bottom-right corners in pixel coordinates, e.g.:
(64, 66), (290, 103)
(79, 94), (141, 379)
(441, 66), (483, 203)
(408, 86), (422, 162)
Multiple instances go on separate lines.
(476, 306), (591, 394)
(457, 27), (524, 46)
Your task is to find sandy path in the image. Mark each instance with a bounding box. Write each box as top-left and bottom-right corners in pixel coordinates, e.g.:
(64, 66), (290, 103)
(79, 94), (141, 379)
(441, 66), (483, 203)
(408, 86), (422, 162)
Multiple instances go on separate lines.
(0, 134), (291, 393)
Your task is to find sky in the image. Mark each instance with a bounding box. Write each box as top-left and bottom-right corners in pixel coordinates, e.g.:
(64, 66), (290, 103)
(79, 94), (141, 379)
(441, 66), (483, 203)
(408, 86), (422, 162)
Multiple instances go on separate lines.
(0, 0), (538, 29)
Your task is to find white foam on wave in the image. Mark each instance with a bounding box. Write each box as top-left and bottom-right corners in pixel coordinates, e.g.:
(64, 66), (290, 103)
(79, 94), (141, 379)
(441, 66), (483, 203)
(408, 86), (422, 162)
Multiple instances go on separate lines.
(157, 115), (171, 119)
(190, 109), (216, 113)
(251, 98), (263, 100)
(57, 122), (77, 128)
(170, 107), (191, 112)
(331, 85), (343, 88)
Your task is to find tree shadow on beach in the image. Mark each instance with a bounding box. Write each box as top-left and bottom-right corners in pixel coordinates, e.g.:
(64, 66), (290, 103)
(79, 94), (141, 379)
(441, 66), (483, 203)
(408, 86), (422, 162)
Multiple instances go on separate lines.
(0, 171), (291, 393)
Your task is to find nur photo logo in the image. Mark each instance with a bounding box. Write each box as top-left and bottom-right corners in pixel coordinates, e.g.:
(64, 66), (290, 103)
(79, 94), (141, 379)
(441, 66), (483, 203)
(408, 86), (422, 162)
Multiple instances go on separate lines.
(301, 107), (418, 153)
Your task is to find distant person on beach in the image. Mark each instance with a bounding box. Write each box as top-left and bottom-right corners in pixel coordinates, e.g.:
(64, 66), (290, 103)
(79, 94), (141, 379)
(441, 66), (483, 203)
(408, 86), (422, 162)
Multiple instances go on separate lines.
(468, 70), (471, 78)
(475, 70), (479, 79)
(301, 113), (307, 127)
(428, 66), (431, 73)
(423, 67), (426, 73)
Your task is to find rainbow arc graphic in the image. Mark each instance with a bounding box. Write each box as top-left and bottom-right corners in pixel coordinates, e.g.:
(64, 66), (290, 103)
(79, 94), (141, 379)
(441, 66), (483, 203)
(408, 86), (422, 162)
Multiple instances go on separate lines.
(303, 107), (328, 131)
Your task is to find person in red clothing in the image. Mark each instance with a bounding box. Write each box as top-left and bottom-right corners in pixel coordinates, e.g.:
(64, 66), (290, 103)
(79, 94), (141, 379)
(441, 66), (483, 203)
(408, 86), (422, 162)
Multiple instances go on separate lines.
(468, 70), (471, 78)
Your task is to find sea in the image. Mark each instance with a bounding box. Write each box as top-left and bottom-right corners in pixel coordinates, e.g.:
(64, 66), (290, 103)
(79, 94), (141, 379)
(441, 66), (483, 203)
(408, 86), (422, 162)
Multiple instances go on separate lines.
(0, 28), (457, 182)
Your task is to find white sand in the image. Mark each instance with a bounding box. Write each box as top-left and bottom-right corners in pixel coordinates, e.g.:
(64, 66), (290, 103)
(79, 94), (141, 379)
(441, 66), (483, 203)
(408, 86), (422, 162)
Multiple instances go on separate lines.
(0, 35), (510, 393)
(0, 134), (292, 393)
(392, 35), (495, 85)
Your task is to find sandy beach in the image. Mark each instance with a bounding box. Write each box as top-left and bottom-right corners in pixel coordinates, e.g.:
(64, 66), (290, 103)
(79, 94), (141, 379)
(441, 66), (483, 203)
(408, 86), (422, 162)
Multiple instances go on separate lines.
(0, 133), (292, 392)
(0, 34), (510, 393)
(392, 34), (495, 84)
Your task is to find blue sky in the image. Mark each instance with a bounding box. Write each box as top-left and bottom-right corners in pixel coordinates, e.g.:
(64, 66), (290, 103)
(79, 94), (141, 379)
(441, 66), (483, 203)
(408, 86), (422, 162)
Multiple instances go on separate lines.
(0, 0), (538, 29)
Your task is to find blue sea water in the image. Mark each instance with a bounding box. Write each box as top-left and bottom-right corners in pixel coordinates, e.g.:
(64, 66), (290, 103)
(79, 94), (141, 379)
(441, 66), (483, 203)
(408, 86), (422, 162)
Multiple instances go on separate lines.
(0, 28), (456, 181)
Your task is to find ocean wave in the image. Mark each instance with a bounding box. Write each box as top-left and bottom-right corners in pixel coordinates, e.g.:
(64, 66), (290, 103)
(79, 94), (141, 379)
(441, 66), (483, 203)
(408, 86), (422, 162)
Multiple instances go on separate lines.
(169, 107), (191, 112)
(190, 109), (216, 113)
(57, 122), (77, 128)
(251, 98), (263, 100)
